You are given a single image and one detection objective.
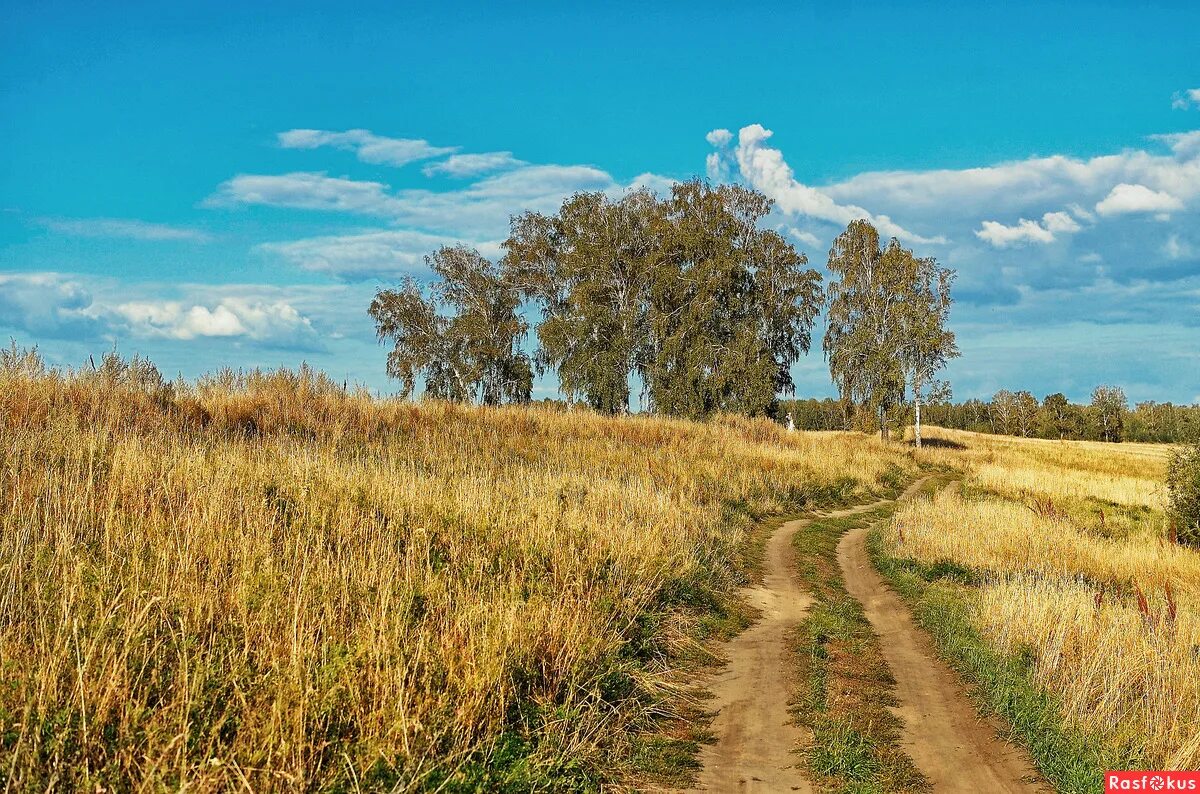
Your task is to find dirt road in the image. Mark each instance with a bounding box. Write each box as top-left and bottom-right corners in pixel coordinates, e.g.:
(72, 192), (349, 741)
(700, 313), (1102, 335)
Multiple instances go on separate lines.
(838, 500), (1046, 793)
(686, 498), (893, 793)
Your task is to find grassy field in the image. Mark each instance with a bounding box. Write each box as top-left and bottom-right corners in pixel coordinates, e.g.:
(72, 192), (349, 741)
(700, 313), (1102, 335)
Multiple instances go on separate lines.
(875, 428), (1198, 787)
(0, 354), (917, 790)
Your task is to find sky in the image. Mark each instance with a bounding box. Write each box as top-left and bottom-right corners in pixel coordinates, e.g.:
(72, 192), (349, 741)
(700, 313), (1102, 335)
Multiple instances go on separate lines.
(2, 0), (1199, 404)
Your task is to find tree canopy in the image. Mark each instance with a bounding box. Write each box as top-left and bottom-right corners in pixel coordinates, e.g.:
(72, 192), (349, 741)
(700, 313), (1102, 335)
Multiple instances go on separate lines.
(369, 245), (532, 405)
(823, 220), (956, 441)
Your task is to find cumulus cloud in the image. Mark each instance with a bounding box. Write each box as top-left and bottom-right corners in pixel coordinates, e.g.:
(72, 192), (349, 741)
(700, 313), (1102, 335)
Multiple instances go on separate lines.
(0, 273), (105, 339)
(259, 230), (504, 280)
(37, 216), (211, 241)
(1172, 88), (1200, 110)
(1094, 183), (1184, 217)
(422, 152), (524, 177)
(277, 129), (456, 167)
(114, 298), (315, 342)
(0, 272), (321, 349)
(705, 128), (733, 147)
(975, 210), (1082, 248)
(819, 134), (1200, 218)
(720, 124), (945, 245)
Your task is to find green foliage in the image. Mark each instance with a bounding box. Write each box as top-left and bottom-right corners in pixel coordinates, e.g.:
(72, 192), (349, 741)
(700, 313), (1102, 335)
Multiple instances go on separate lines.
(1167, 441), (1200, 547)
(369, 245), (533, 405)
(505, 180), (824, 418)
(505, 189), (660, 414)
(1090, 385), (1128, 443)
(823, 220), (956, 441)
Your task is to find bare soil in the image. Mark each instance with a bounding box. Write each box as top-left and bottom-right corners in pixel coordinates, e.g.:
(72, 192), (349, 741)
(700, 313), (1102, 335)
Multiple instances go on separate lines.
(838, 510), (1048, 793)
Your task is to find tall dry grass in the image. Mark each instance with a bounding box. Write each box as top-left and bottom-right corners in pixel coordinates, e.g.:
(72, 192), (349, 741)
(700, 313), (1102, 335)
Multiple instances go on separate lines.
(885, 427), (1200, 769)
(0, 350), (914, 790)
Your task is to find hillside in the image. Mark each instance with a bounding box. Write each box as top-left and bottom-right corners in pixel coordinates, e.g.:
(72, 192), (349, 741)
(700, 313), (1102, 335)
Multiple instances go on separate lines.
(0, 355), (915, 790)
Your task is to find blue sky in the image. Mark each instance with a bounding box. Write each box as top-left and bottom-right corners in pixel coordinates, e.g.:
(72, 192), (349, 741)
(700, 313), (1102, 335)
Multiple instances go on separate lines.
(2, 1), (1199, 403)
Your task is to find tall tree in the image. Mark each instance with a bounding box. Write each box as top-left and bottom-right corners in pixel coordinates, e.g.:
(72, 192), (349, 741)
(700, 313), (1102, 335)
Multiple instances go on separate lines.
(369, 245), (532, 405)
(1041, 392), (1074, 439)
(646, 181), (823, 418)
(824, 220), (953, 441)
(504, 190), (660, 413)
(897, 253), (959, 447)
(1091, 385), (1128, 442)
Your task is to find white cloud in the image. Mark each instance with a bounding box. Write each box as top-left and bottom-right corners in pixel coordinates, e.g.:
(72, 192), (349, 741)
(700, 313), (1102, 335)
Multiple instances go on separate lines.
(422, 152), (524, 177)
(114, 298), (315, 342)
(784, 227), (822, 249)
(1041, 211), (1081, 233)
(1094, 183), (1184, 217)
(0, 272), (320, 348)
(1172, 88), (1200, 110)
(260, 230), (504, 280)
(37, 217), (211, 242)
(277, 129), (456, 167)
(976, 209), (1084, 248)
(0, 273), (103, 339)
(820, 134), (1200, 219)
(1163, 234), (1195, 260)
(976, 218), (1054, 247)
(722, 124), (945, 245)
(209, 164), (646, 237)
(207, 172), (402, 215)
(706, 128), (733, 147)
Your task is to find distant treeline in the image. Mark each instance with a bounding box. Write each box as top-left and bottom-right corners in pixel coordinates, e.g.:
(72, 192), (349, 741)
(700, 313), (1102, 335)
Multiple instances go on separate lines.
(782, 387), (1200, 443)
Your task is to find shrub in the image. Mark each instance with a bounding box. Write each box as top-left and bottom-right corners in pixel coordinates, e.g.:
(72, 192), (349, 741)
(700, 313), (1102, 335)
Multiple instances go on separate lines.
(1166, 442), (1200, 547)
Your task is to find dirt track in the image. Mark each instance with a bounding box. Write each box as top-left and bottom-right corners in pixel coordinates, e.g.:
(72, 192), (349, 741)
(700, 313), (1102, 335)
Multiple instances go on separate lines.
(686, 498), (891, 793)
(838, 495), (1047, 793)
(686, 479), (1046, 793)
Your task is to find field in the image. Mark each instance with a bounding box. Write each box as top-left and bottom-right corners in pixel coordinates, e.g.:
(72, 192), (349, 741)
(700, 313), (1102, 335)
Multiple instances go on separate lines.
(4, 352), (1198, 791)
(0, 357), (916, 790)
(879, 429), (1199, 782)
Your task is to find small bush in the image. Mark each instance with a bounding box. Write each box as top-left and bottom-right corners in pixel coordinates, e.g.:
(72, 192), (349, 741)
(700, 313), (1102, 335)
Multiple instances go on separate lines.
(1166, 442), (1200, 547)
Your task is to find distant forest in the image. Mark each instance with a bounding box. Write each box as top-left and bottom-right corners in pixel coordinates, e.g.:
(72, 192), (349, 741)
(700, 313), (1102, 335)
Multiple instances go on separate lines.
(782, 388), (1200, 443)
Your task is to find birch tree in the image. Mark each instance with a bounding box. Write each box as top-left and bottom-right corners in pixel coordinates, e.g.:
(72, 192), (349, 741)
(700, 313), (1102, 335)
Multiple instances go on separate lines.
(369, 245), (532, 404)
(898, 253), (958, 447)
(825, 220), (956, 442)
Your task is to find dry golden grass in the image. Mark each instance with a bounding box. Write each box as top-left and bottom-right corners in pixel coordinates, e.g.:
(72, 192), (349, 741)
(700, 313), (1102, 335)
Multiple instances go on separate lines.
(885, 427), (1200, 769)
(0, 358), (914, 790)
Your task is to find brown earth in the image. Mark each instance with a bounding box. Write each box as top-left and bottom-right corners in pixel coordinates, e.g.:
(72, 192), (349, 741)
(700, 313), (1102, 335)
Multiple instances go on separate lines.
(838, 501), (1048, 793)
(685, 497), (896, 792)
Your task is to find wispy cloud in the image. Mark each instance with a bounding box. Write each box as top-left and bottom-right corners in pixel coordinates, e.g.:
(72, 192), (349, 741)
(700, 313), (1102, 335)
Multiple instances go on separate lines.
(277, 129), (456, 167)
(1172, 88), (1200, 110)
(422, 152), (525, 177)
(36, 216), (211, 242)
(259, 230), (503, 280)
(209, 163), (637, 237)
(207, 172), (402, 215)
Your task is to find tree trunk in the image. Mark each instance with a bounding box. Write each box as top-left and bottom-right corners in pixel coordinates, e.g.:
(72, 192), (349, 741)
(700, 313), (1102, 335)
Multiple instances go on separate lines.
(914, 396), (922, 448)
(879, 404), (889, 442)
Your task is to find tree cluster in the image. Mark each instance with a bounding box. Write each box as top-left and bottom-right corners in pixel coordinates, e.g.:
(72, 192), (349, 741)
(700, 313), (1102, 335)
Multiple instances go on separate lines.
(371, 186), (958, 433)
(914, 385), (1200, 443)
(372, 181), (823, 419)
